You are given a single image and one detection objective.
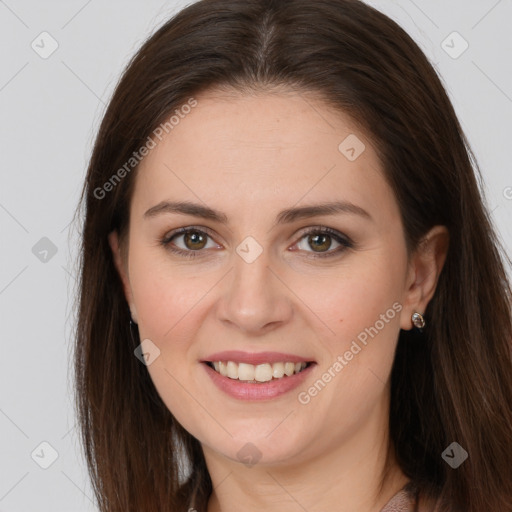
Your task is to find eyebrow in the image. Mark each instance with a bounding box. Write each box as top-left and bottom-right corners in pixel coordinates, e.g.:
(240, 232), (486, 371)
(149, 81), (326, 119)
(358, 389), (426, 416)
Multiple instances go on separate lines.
(144, 200), (373, 225)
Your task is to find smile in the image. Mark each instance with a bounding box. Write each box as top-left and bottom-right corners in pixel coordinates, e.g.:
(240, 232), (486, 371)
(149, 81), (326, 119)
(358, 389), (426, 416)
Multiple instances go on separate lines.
(202, 360), (316, 401)
(205, 360), (311, 382)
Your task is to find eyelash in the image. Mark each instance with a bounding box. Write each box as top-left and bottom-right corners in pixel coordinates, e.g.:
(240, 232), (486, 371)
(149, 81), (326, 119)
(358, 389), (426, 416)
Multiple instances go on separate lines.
(160, 225), (354, 260)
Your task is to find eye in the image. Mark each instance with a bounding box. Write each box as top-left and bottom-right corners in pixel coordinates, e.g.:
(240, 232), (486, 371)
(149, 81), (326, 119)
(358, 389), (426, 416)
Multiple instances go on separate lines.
(160, 227), (220, 258)
(292, 226), (353, 258)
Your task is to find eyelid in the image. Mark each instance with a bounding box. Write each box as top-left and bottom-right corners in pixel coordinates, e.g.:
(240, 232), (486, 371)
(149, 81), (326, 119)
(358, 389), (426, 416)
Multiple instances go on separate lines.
(161, 225), (221, 245)
(296, 225), (353, 245)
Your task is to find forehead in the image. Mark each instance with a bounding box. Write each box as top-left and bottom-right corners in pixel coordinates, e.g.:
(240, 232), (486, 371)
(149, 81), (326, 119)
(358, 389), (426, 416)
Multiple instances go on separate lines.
(132, 88), (398, 226)
(145, 88), (369, 167)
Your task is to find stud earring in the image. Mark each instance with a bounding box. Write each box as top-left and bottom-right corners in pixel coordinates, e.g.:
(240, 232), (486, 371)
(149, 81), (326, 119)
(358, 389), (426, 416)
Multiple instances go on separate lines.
(411, 312), (426, 330)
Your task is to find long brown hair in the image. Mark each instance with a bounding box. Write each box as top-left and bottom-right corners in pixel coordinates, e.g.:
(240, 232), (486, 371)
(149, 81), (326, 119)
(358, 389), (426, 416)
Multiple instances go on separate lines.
(73, 1), (512, 510)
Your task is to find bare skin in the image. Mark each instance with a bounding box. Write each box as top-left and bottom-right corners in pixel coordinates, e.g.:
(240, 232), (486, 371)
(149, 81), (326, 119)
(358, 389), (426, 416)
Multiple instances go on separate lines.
(109, 88), (448, 512)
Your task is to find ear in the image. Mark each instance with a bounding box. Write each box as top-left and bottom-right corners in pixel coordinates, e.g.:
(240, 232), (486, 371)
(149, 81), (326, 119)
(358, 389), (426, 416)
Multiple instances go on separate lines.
(400, 225), (449, 330)
(108, 230), (138, 324)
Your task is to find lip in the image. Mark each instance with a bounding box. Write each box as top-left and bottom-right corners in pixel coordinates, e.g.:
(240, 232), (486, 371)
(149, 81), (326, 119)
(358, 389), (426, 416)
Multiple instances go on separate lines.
(202, 361), (317, 401)
(202, 350), (315, 365)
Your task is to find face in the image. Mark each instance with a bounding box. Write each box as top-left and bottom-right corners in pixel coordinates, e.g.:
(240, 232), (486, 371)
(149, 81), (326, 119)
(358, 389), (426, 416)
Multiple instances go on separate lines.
(110, 88), (427, 468)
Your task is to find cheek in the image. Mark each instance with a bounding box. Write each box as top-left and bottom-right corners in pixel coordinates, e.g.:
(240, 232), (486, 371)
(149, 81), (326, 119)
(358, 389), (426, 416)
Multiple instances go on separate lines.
(128, 242), (209, 343)
(304, 252), (405, 345)
(128, 250), (210, 430)
(304, 251), (406, 401)
(293, 268), (403, 436)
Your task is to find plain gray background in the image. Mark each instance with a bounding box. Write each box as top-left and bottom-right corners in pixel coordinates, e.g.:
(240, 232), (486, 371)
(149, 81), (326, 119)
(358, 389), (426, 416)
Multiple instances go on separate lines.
(1, 1), (511, 510)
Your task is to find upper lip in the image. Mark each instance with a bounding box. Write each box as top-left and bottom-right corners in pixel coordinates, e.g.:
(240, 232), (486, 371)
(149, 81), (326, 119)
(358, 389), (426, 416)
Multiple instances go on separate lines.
(202, 351), (315, 365)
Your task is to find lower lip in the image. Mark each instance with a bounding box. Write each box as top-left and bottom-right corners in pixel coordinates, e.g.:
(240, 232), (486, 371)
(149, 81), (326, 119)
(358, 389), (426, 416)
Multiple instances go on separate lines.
(202, 362), (316, 401)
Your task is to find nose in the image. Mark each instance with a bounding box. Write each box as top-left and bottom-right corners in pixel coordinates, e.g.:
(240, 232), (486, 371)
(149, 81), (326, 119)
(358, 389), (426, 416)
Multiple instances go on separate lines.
(216, 245), (293, 335)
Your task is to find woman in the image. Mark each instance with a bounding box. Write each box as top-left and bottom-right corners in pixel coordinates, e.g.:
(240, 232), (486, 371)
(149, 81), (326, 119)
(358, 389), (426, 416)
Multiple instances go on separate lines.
(73, 1), (512, 511)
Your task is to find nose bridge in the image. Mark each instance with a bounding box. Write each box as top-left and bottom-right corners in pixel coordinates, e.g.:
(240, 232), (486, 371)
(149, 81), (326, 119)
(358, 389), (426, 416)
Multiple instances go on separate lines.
(218, 236), (292, 333)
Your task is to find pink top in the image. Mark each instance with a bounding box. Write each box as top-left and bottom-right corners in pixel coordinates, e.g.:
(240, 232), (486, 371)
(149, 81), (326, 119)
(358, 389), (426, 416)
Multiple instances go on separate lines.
(379, 482), (418, 512)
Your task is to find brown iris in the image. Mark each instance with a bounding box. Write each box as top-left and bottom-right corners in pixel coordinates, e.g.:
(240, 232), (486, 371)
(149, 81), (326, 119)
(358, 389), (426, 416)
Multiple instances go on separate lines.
(308, 233), (332, 252)
(184, 230), (207, 250)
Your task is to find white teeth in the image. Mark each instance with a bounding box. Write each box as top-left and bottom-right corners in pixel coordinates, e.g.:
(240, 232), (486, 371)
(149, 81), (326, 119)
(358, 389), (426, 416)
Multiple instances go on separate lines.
(272, 362), (285, 379)
(254, 363), (273, 382)
(284, 362), (295, 376)
(238, 362), (255, 381)
(227, 361), (238, 379)
(210, 360), (308, 381)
